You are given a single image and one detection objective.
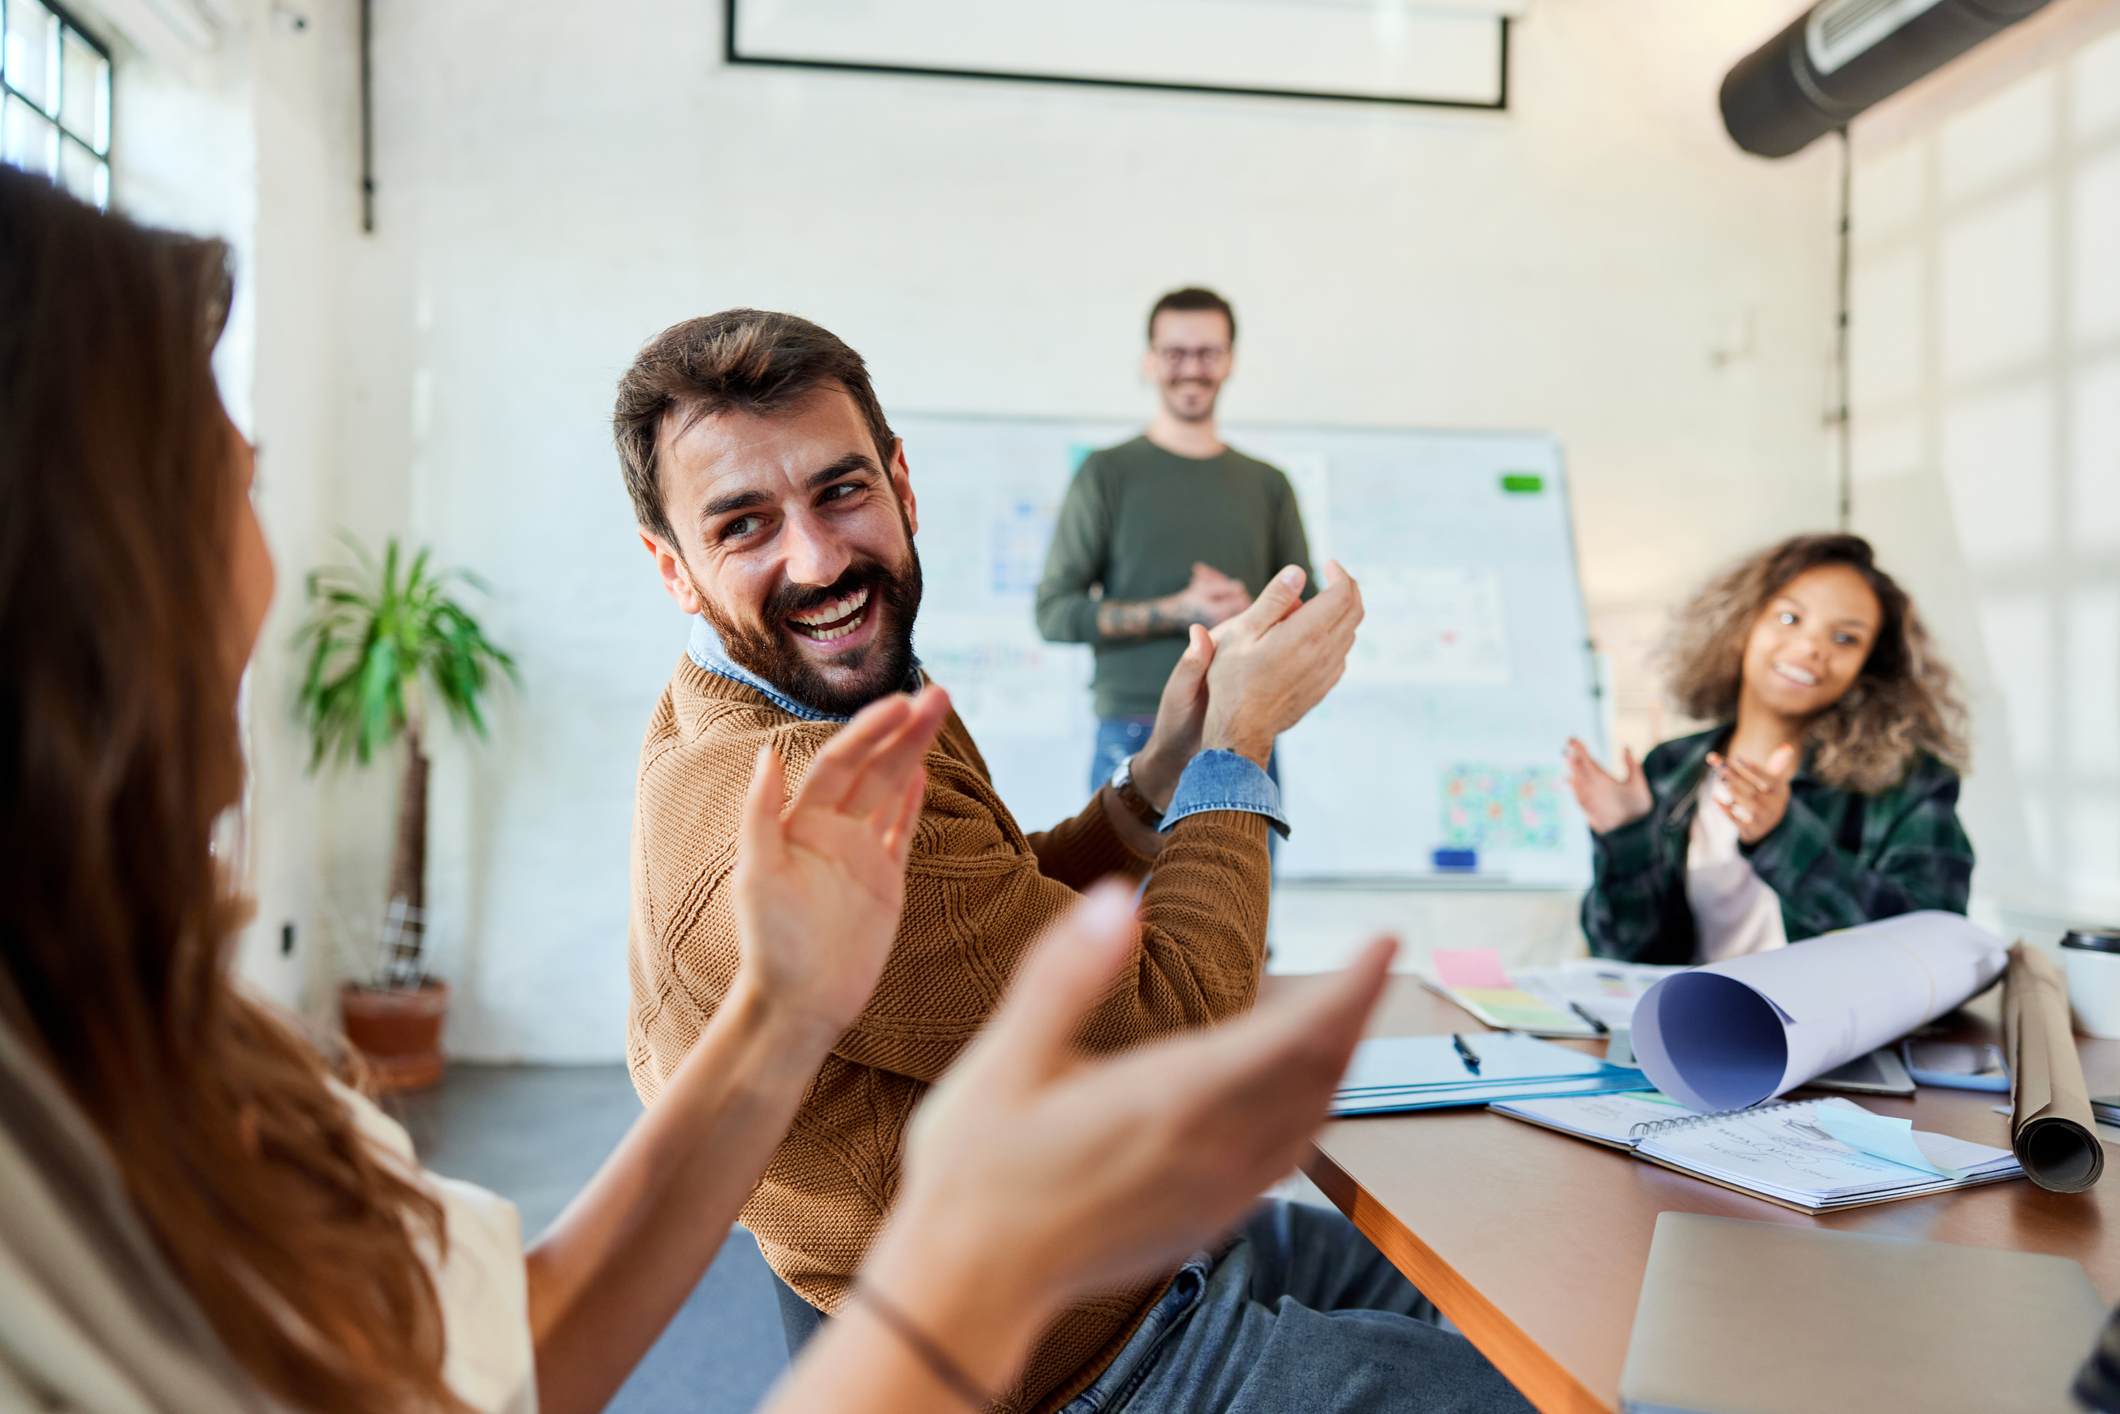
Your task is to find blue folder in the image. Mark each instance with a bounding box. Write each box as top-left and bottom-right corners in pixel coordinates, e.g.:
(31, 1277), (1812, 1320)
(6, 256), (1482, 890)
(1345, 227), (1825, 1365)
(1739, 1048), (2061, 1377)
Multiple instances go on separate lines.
(1328, 1032), (1645, 1117)
(1328, 1072), (1650, 1116)
(1336, 1032), (1627, 1092)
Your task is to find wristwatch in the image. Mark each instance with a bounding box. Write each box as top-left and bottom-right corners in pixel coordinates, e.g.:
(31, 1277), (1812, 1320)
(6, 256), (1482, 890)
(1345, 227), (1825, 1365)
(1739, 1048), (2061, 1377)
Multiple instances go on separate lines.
(1108, 754), (1164, 828)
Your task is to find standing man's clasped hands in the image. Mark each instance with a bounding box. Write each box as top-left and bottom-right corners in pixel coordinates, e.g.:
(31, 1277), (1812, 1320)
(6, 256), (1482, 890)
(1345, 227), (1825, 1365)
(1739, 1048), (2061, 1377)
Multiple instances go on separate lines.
(1176, 560), (1251, 629)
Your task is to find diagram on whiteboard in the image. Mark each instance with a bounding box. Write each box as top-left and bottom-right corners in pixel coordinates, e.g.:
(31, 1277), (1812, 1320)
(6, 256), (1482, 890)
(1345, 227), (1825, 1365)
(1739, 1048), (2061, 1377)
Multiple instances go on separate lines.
(1439, 763), (1565, 852)
(988, 499), (1054, 596)
(915, 616), (1085, 739)
(1350, 566), (1511, 686)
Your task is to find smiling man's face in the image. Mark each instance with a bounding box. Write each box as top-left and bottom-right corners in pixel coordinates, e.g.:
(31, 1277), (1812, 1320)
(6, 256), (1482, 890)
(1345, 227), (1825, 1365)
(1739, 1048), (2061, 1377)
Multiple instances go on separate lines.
(642, 385), (923, 714)
(1144, 307), (1234, 426)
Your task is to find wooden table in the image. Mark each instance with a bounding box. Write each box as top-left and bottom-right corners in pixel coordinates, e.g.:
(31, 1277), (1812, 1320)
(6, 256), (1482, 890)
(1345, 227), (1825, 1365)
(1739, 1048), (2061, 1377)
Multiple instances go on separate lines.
(1286, 976), (2119, 1414)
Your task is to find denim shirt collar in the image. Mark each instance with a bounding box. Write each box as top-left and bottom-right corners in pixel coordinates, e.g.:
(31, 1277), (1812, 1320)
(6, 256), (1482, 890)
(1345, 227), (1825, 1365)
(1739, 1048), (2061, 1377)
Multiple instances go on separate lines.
(686, 616), (920, 723)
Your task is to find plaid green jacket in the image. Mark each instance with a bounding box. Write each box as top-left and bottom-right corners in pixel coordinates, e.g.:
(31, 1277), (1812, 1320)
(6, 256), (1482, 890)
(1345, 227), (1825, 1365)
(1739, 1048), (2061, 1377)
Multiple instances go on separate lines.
(1583, 725), (1973, 964)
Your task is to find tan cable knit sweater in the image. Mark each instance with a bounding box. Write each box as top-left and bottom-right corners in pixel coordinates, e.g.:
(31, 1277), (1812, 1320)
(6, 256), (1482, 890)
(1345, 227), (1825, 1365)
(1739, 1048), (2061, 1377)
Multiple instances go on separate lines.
(626, 656), (1272, 1412)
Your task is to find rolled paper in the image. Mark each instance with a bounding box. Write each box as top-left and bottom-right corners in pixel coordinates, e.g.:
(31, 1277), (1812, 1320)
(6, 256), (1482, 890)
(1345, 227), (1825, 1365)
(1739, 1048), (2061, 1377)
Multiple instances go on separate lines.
(1631, 912), (2007, 1113)
(2004, 941), (2105, 1194)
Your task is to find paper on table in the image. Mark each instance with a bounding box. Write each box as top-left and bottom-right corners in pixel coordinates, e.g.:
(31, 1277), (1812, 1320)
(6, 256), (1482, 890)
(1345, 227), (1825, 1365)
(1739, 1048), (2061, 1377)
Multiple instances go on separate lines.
(1630, 911), (2007, 1112)
(1514, 960), (1679, 1031)
(2002, 941), (2105, 1193)
(1639, 1098), (2016, 1204)
(1812, 1106), (1956, 1178)
(1489, 1089), (1688, 1145)
(1432, 947), (1510, 989)
(1445, 987), (1584, 1032)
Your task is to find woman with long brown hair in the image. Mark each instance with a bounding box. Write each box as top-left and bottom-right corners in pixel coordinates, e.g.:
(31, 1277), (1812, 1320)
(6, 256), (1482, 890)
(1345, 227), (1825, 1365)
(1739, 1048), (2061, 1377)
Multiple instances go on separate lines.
(0, 166), (1397, 1414)
(1562, 533), (1972, 965)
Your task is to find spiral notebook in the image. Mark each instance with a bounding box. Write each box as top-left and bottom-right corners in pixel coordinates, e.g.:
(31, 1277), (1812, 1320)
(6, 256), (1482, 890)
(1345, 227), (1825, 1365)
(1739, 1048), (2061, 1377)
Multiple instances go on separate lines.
(1490, 1092), (2023, 1213)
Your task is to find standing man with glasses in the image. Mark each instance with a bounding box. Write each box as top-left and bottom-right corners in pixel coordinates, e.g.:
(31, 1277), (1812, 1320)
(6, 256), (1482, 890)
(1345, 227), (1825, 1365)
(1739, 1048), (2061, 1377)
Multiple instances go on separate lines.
(1037, 287), (1315, 822)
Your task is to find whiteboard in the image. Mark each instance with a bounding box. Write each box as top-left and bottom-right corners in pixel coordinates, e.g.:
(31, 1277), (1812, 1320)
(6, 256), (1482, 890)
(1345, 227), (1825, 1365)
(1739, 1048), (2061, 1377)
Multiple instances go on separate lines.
(901, 413), (1603, 886)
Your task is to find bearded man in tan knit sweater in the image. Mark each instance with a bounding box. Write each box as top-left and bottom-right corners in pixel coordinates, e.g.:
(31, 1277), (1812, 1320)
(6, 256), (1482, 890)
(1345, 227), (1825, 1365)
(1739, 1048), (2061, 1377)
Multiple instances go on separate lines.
(613, 310), (1529, 1414)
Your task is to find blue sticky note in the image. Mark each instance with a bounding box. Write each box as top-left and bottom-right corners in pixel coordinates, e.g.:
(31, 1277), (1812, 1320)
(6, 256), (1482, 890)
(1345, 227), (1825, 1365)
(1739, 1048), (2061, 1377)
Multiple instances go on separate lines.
(1813, 1106), (1959, 1178)
(1433, 847), (1478, 872)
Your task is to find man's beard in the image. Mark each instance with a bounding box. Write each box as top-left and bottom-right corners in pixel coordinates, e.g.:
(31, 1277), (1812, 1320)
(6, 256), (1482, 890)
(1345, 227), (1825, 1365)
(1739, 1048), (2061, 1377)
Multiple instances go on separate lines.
(704, 546), (924, 716)
(1161, 378), (1220, 424)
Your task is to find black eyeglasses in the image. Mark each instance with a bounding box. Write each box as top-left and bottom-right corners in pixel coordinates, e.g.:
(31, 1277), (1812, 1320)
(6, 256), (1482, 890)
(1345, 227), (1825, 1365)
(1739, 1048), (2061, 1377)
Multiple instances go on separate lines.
(1151, 344), (1230, 370)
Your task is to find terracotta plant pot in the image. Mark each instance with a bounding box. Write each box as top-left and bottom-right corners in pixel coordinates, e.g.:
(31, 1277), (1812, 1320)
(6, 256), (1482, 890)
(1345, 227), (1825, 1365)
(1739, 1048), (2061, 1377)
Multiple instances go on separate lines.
(340, 979), (451, 1092)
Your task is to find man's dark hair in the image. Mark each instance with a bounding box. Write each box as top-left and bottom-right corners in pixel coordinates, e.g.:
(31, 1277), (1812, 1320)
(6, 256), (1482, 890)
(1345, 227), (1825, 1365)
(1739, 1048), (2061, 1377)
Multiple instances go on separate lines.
(1146, 287), (1236, 345)
(612, 308), (897, 544)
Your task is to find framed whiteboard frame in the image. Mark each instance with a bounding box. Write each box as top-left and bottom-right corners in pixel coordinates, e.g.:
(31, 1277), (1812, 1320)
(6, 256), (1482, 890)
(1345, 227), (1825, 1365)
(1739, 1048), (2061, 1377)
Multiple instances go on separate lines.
(887, 409), (1603, 888)
(724, 0), (1512, 113)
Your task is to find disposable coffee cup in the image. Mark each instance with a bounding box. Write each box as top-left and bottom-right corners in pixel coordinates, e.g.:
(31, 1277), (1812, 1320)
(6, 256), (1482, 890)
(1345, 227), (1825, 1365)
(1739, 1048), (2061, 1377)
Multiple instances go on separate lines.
(2062, 928), (2120, 1039)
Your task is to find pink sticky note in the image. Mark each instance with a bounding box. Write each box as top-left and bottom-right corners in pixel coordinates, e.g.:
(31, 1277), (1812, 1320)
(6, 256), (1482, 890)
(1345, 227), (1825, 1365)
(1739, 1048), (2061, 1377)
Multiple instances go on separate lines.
(1433, 947), (1510, 990)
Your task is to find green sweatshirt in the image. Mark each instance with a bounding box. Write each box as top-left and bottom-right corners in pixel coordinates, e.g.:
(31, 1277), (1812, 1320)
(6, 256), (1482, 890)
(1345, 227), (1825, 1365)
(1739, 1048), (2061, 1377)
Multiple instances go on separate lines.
(1034, 435), (1313, 718)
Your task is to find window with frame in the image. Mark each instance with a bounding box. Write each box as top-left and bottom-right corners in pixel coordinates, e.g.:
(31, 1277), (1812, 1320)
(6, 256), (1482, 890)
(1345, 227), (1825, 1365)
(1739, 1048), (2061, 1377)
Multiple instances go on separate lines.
(2, 0), (110, 208)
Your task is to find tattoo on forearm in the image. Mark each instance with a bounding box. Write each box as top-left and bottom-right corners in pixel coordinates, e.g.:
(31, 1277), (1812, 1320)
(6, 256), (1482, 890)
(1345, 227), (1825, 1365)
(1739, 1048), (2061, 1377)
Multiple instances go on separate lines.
(1096, 597), (1195, 641)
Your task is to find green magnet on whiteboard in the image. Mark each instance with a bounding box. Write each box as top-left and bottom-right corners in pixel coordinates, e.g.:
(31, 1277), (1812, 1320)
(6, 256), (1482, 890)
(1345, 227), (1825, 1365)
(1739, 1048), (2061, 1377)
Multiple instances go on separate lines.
(1500, 473), (1544, 494)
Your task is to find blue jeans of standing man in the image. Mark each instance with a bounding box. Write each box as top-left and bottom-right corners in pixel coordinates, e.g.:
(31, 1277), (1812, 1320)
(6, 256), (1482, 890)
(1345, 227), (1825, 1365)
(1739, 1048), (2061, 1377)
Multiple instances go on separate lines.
(1092, 717), (1279, 860)
(1058, 1200), (1529, 1413)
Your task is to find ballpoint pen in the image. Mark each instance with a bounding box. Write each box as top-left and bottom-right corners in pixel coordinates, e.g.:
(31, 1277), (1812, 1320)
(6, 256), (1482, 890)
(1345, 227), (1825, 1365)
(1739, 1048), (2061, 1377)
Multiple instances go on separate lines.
(1568, 1000), (1610, 1035)
(1450, 1032), (1482, 1073)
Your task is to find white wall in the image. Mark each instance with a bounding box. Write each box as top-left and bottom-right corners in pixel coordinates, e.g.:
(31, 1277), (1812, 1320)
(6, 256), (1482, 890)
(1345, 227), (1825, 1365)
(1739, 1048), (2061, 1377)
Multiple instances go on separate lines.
(91, 0), (368, 1015)
(1849, 2), (2120, 941)
(330, 0), (1839, 1060)
(244, 1), (368, 1008)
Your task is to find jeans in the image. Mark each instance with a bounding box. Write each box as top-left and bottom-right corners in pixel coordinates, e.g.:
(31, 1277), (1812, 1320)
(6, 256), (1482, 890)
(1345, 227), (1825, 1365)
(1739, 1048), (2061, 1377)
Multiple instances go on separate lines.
(1092, 718), (1281, 860)
(1058, 1201), (1529, 1413)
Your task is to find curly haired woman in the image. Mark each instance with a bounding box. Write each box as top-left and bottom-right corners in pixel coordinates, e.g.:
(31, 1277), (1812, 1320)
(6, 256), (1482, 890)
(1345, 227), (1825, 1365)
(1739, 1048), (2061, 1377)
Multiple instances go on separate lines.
(1563, 533), (1973, 964)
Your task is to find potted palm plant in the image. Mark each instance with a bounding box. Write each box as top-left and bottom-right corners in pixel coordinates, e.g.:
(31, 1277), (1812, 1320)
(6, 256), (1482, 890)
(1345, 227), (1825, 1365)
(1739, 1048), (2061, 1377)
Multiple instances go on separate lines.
(297, 536), (516, 1090)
